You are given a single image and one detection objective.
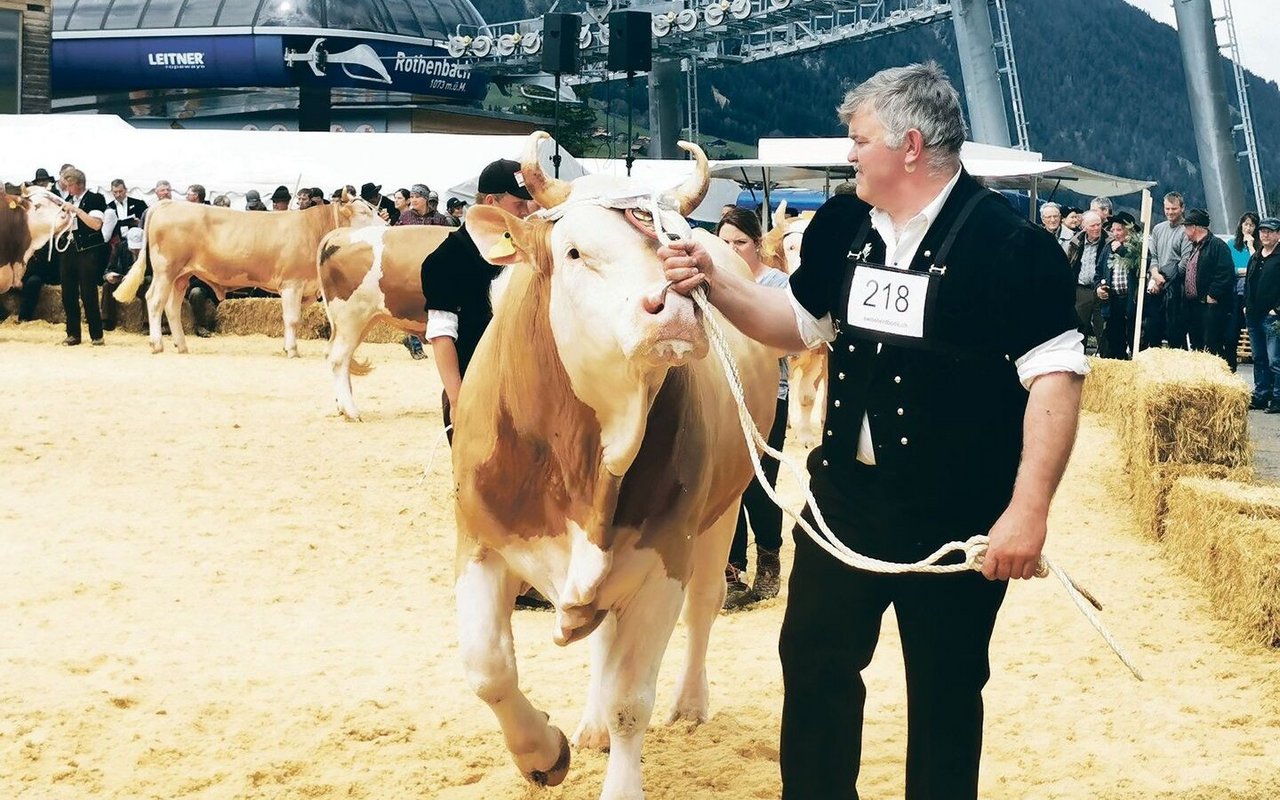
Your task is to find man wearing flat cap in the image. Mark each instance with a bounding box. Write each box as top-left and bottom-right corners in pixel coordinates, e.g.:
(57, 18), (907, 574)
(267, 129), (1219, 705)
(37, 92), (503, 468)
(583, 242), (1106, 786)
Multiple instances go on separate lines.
(1179, 208), (1236, 357)
(360, 182), (396, 224)
(245, 190), (267, 211)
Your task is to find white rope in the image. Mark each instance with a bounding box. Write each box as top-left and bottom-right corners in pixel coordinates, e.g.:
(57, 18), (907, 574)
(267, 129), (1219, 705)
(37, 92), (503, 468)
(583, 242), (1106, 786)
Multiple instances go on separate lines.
(685, 264), (1146, 681)
(418, 424), (454, 487)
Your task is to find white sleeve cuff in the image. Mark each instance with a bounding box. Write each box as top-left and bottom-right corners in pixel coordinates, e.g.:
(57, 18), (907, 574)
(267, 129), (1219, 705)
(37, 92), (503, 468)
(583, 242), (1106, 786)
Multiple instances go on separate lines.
(1015, 328), (1090, 389)
(786, 285), (837, 350)
(425, 310), (459, 341)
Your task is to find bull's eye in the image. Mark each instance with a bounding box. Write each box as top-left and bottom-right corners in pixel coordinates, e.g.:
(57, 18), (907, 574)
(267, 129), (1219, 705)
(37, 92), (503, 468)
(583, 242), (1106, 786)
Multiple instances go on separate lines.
(567, 248), (581, 260)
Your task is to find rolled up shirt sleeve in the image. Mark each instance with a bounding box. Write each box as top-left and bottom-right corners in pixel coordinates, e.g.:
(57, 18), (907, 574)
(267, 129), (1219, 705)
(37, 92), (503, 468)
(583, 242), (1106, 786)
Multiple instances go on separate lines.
(787, 285), (836, 350)
(425, 310), (459, 341)
(1014, 328), (1090, 389)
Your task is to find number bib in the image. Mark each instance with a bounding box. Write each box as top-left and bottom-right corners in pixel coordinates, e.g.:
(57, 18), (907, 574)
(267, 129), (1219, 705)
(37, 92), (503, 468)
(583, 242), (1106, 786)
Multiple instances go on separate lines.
(847, 262), (933, 339)
(842, 259), (944, 348)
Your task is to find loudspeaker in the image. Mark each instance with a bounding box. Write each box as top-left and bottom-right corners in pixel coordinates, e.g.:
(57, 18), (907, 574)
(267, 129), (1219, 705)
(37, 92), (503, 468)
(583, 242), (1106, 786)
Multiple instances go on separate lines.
(542, 13), (581, 74)
(607, 10), (651, 73)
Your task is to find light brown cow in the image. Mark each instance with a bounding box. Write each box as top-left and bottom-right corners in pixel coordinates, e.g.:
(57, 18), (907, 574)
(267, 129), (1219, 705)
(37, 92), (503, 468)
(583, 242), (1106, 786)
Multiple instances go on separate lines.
(0, 187), (73, 294)
(317, 225), (452, 420)
(452, 132), (777, 799)
(112, 194), (382, 355)
(762, 204), (827, 446)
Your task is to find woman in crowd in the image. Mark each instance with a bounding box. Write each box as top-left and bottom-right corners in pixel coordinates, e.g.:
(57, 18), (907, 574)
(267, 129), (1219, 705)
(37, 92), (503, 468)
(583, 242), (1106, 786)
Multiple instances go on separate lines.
(392, 188), (410, 219)
(716, 207), (789, 610)
(1226, 212), (1260, 370)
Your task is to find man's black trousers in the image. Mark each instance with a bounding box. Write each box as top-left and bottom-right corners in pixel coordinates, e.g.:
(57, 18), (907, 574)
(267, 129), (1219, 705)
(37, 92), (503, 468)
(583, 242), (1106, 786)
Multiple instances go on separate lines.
(779, 460), (1008, 800)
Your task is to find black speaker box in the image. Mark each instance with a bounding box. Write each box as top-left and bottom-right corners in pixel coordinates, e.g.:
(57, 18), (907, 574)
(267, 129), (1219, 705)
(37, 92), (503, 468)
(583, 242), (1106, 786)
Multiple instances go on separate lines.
(542, 13), (581, 74)
(607, 10), (651, 73)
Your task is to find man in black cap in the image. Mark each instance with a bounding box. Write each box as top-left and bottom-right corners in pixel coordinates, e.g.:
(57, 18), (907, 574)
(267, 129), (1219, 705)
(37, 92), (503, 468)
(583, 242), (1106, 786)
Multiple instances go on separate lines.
(270, 185), (291, 211)
(421, 158), (533, 437)
(360, 182), (397, 224)
(1245, 217), (1280, 412)
(422, 157), (545, 609)
(1180, 208), (1236, 357)
(446, 197), (467, 227)
(31, 168), (53, 188)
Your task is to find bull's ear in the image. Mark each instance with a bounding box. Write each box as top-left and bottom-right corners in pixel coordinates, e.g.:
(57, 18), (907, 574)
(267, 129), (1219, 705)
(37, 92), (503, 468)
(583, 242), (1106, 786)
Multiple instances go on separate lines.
(466, 205), (541, 271)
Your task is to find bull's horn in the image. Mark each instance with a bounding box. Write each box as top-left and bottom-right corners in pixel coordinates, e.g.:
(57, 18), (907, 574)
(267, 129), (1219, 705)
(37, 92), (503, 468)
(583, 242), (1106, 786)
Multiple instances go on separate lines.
(521, 131), (572, 209)
(662, 141), (710, 217)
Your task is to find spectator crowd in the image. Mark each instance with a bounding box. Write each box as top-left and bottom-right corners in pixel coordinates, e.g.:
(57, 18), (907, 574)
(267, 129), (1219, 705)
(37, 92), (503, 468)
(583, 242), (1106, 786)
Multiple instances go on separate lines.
(1040, 192), (1280, 414)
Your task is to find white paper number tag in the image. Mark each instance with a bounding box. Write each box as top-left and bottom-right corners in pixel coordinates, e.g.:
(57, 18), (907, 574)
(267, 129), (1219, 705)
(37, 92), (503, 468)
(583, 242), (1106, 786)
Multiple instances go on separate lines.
(845, 264), (931, 339)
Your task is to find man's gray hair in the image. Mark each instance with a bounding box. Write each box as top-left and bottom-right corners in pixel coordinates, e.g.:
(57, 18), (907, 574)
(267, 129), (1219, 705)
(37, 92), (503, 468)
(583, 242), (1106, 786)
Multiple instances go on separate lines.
(1040, 202), (1061, 215)
(836, 61), (967, 173)
(1090, 196), (1113, 213)
(1082, 210), (1103, 226)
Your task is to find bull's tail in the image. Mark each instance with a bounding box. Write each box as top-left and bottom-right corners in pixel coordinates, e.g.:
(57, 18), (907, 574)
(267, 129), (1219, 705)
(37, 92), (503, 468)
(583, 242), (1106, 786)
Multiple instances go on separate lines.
(113, 231), (148, 302)
(348, 357), (373, 376)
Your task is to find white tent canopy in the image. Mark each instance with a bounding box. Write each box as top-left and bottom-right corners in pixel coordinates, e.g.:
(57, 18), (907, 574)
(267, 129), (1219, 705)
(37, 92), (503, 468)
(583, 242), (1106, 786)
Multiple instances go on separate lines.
(0, 114), (587, 207)
(712, 137), (1155, 199)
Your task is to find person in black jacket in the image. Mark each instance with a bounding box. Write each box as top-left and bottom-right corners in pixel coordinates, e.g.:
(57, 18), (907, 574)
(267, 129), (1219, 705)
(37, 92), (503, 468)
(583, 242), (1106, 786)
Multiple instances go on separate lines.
(661, 62), (1086, 800)
(1245, 217), (1280, 412)
(58, 168), (110, 345)
(1180, 208), (1237, 357)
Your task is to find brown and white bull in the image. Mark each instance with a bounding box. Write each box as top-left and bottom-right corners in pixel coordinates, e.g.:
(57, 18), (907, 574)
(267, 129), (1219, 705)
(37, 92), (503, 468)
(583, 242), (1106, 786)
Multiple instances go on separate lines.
(112, 193), (382, 355)
(0, 187), (73, 294)
(317, 225), (452, 419)
(762, 204), (827, 446)
(452, 132), (777, 799)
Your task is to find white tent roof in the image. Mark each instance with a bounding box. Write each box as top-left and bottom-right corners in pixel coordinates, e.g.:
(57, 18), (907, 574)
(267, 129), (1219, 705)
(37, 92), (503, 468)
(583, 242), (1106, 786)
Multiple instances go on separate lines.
(711, 137), (1155, 199)
(0, 114), (586, 206)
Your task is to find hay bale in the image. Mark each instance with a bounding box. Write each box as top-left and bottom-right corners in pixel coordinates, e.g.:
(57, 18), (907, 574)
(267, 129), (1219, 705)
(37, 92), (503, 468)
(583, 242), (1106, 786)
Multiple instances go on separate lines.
(1081, 356), (1137, 415)
(1129, 463), (1255, 541)
(215, 297), (413, 343)
(1164, 477), (1280, 646)
(1116, 349), (1251, 471)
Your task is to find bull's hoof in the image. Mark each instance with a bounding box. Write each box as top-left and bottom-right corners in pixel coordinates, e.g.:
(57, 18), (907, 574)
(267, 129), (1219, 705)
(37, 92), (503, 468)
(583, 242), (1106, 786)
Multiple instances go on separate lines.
(571, 717), (610, 751)
(526, 727), (571, 787)
(150, 341), (163, 354)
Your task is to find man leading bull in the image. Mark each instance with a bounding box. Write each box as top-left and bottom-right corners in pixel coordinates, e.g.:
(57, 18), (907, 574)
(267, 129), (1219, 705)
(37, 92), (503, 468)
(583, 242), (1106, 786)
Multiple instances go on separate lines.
(660, 62), (1087, 799)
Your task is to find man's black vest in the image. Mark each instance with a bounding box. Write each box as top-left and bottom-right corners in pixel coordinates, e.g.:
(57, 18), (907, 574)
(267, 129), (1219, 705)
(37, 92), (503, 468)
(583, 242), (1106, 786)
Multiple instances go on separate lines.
(792, 173), (1077, 525)
(67, 190), (108, 251)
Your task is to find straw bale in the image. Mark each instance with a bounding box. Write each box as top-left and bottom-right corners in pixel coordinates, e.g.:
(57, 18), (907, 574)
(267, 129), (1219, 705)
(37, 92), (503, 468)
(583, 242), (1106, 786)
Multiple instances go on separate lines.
(214, 297), (412, 343)
(1128, 463), (1254, 541)
(1164, 477), (1280, 646)
(1115, 349), (1251, 471)
(1080, 356), (1137, 415)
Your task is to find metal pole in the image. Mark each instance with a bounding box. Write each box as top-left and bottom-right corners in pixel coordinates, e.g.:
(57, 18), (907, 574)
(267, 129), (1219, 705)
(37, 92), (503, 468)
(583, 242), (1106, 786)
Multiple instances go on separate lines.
(950, 0), (1011, 147)
(1172, 0), (1246, 226)
(552, 72), (562, 179)
(647, 58), (682, 159)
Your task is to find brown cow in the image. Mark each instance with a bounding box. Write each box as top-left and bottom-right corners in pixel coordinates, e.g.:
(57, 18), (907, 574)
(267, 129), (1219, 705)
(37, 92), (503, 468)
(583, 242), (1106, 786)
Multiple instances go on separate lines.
(452, 132), (777, 799)
(316, 225), (452, 420)
(0, 187), (73, 294)
(112, 194), (382, 355)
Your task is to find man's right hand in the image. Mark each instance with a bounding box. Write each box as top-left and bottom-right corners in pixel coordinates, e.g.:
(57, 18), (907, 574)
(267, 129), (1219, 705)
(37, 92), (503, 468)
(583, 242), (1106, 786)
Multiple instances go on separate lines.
(659, 240), (715, 296)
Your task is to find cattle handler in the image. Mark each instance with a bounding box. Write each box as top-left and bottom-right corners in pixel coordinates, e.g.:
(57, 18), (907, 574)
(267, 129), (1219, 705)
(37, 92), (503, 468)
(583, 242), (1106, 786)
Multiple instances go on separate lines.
(421, 157), (551, 611)
(660, 61), (1087, 799)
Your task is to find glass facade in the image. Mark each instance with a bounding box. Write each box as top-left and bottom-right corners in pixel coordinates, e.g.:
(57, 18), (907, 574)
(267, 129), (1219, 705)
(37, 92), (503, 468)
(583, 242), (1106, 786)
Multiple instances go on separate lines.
(53, 0), (489, 40)
(0, 9), (18, 113)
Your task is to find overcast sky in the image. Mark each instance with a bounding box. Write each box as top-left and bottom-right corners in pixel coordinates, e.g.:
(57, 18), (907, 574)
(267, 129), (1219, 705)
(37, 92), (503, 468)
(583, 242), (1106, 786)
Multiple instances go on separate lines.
(1122, 0), (1280, 86)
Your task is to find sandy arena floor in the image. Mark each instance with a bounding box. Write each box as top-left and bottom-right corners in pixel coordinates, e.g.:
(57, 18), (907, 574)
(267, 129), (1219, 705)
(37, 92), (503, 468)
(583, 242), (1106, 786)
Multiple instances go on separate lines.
(2, 320), (1279, 799)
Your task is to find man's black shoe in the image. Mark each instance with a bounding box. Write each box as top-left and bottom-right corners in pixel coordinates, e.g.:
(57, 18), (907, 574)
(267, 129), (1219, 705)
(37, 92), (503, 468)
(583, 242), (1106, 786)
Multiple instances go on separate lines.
(402, 335), (427, 360)
(1266, 403), (1280, 415)
(1251, 397), (1269, 410)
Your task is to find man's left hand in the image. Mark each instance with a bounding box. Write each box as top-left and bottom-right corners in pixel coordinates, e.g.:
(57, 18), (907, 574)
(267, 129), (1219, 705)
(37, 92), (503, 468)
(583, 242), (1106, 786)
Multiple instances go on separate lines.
(982, 503), (1048, 581)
